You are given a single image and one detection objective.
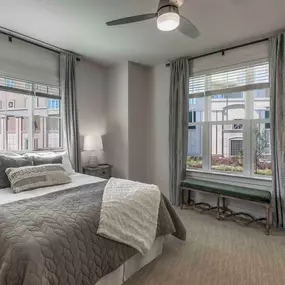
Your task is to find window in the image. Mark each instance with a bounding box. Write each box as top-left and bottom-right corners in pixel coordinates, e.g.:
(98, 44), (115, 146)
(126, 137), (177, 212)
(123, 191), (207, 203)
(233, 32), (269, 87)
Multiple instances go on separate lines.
(48, 99), (60, 110)
(7, 100), (15, 109)
(6, 79), (14, 88)
(188, 111), (196, 130)
(188, 62), (271, 177)
(230, 139), (243, 156)
(25, 82), (32, 90)
(0, 76), (61, 151)
(189, 98), (197, 105)
(233, 123), (243, 130)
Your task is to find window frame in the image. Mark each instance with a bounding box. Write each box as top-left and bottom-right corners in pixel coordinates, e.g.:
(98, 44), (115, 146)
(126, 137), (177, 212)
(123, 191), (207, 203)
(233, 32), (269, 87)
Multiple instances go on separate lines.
(188, 65), (271, 180)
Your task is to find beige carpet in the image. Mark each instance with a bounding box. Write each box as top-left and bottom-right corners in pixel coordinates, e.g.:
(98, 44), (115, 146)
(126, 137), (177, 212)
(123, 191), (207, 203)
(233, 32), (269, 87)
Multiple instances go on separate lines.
(124, 208), (285, 285)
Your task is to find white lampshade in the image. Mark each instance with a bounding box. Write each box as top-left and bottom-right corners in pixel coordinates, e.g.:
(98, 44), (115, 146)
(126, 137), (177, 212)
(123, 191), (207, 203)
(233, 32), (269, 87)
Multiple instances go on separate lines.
(157, 12), (180, 32)
(84, 135), (103, 151)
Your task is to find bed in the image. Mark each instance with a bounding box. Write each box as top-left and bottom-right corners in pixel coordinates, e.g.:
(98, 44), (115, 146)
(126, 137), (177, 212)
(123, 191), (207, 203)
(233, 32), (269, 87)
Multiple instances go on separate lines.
(0, 172), (185, 285)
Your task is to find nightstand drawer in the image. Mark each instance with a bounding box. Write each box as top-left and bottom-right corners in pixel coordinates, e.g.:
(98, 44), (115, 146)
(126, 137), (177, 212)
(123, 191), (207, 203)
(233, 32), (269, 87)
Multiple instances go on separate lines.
(83, 165), (112, 179)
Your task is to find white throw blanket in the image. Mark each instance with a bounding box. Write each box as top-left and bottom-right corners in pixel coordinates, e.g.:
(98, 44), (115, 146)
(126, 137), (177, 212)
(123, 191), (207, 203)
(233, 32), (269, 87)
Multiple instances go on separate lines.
(97, 178), (161, 255)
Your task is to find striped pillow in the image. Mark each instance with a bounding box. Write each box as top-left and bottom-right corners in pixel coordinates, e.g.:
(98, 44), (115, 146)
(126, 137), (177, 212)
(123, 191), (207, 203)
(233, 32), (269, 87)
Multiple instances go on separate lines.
(6, 164), (71, 193)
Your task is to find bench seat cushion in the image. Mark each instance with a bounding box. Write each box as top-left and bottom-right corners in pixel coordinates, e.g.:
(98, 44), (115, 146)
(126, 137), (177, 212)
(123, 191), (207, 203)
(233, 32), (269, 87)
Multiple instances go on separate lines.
(181, 179), (271, 204)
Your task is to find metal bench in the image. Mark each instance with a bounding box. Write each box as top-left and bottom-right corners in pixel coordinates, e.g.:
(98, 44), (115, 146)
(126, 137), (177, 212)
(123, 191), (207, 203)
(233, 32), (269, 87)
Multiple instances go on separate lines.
(180, 179), (272, 235)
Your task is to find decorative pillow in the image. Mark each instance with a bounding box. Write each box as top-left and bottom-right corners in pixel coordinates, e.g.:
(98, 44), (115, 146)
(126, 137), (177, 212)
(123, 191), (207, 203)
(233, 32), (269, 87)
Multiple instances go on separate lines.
(0, 155), (33, 189)
(32, 156), (63, 166)
(5, 164), (71, 193)
(24, 152), (74, 175)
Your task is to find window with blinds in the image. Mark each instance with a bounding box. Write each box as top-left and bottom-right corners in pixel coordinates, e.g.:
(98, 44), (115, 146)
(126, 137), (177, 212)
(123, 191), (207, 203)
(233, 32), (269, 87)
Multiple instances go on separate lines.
(189, 62), (269, 98)
(0, 33), (61, 152)
(187, 61), (271, 178)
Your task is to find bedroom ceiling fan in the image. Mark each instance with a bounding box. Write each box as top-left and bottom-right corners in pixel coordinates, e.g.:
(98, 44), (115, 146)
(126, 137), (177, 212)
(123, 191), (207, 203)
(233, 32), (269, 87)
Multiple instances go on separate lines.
(106, 0), (200, 39)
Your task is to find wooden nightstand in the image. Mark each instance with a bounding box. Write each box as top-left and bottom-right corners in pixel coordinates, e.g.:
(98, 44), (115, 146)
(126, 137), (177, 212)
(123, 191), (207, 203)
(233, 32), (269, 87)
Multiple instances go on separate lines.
(83, 165), (112, 179)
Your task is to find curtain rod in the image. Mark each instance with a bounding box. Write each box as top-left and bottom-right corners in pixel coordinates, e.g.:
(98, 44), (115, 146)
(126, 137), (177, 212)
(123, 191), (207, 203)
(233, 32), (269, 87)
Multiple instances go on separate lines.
(0, 26), (81, 61)
(165, 37), (269, 67)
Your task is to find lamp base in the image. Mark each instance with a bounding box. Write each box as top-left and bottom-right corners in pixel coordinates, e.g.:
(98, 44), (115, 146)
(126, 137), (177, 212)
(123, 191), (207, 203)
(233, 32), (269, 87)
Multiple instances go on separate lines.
(87, 153), (99, 168)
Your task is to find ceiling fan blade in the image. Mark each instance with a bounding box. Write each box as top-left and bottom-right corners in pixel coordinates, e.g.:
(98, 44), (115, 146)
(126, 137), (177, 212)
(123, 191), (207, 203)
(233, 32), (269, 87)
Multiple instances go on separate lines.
(178, 16), (200, 38)
(106, 13), (157, 26)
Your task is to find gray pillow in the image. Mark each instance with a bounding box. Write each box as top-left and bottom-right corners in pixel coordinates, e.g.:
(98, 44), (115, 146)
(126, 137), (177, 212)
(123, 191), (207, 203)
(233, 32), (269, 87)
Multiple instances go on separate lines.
(32, 156), (63, 166)
(0, 155), (33, 189)
(6, 164), (71, 193)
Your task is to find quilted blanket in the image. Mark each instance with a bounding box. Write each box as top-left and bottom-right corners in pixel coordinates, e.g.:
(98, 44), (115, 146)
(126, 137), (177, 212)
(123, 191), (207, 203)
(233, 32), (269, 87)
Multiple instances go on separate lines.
(97, 178), (161, 255)
(0, 181), (186, 285)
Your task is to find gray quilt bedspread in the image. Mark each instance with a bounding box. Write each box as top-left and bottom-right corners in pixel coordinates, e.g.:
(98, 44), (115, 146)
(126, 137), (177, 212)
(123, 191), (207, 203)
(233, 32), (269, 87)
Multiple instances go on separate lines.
(0, 181), (186, 285)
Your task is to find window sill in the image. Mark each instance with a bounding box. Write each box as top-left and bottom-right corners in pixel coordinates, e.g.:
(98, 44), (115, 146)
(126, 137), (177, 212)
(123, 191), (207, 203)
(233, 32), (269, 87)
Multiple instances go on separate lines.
(186, 169), (272, 190)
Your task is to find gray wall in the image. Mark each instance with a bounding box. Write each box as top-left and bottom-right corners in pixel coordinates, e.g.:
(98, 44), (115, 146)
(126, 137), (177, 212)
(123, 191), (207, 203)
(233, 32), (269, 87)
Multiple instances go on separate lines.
(146, 64), (170, 198)
(128, 62), (150, 182)
(105, 61), (151, 182)
(105, 62), (129, 179)
(76, 59), (108, 167)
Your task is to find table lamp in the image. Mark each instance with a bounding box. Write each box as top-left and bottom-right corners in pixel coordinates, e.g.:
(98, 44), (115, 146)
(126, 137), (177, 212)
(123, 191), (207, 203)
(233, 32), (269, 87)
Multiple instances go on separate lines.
(84, 135), (103, 167)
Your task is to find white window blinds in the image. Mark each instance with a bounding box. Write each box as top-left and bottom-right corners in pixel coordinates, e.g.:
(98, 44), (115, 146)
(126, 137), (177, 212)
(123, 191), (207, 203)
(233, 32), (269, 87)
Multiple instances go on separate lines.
(191, 41), (269, 75)
(189, 62), (269, 98)
(0, 34), (59, 87)
(0, 75), (60, 98)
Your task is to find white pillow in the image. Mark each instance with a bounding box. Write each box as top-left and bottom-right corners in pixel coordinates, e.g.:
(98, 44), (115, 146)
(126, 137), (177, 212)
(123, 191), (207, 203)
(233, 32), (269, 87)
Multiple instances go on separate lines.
(24, 151), (75, 175)
(61, 153), (75, 175)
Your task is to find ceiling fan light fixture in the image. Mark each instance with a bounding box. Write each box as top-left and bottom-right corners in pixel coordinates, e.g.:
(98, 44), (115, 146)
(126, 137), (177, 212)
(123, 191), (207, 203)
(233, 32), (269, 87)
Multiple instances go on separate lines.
(157, 6), (180, 32)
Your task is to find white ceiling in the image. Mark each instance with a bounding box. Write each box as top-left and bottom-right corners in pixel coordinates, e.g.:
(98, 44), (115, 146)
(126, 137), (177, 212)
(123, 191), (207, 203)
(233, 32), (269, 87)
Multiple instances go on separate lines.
(0, 0), (285, 66)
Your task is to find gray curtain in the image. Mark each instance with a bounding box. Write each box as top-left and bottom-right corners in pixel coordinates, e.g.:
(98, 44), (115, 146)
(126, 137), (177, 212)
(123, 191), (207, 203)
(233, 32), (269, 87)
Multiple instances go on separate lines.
(169, 58), (190, 205)
(270, 33), (285, 227)
(60, 53), (81, 172)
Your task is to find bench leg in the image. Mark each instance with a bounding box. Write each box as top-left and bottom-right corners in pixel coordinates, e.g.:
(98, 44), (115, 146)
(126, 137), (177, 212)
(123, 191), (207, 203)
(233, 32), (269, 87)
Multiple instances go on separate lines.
(180, 187), (184, 210)
(188, 190), (191, 205)
(222, 197), (226, 212)
(216, 195), (220, 220)
(266, 204), (270, 235)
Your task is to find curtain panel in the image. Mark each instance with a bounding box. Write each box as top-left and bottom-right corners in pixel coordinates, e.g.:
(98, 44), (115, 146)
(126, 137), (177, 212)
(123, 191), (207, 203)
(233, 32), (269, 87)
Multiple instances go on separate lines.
(169, 58), (190, 205)
(60, 53), (81, 172)
(270, 33), (285, 228)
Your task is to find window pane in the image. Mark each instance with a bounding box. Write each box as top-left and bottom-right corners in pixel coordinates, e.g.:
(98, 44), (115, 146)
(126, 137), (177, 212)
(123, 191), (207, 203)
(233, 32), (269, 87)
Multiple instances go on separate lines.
(253, 123), (272, 176)
(189, 97), (204, 122)
(254, 88), (270, 119)
(0, 90), (31, 151)
(211, 124), (243, 173)
(187, 125), (203, 169)
(21, 118), (29, 151)
(210, 92), (245, 121)
(33, 98), (61, 149)
(0, 76), (61, 151)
